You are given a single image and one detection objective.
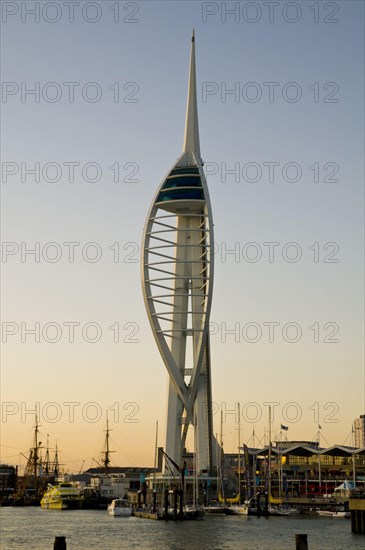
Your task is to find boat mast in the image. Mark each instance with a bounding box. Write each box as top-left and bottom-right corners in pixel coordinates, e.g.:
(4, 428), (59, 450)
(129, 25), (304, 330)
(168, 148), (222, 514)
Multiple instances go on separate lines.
(153, 420), (158, 491)
(268, 406), (272, 499)
(44, 434), (50, 476)
(220, 410), (225, 503)
(237, 402), (241, 503)
(317, 424), (321, 493)
(103, 413), (112, 472)
(193, 410), (199, 506)
(279, 428), (283, 497)
(252, 426), (256, 498)
(352, 423), (356, 487)
(53, 443), (59, 478)
(33, 415), (41, 496)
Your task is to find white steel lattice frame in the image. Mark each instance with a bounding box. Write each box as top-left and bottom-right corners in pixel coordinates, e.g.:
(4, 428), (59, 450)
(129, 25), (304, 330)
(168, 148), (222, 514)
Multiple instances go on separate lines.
(142, 172), (214, 412)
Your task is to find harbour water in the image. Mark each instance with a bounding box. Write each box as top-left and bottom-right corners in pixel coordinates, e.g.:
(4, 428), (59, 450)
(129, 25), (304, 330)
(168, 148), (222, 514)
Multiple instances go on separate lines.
(0, 509), (364, 550)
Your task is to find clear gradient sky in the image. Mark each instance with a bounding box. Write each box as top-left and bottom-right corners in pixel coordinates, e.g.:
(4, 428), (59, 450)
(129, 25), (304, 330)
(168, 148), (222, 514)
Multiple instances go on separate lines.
(1, 0), (364, 473)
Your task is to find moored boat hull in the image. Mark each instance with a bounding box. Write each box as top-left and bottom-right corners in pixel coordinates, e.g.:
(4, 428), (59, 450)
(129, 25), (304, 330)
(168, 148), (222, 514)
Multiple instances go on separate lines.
(225, 505), (249, 516)
(40, 483), (83, 510)
(107, 499), (132, 517)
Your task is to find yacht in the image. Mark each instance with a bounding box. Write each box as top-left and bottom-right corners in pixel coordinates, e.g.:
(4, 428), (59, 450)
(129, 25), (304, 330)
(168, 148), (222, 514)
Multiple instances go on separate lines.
(107, 498), (133, 517)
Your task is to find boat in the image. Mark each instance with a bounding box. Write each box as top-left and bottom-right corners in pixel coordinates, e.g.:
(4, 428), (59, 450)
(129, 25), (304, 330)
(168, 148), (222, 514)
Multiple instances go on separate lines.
(83, 416), (130, 509)
(184, 504), (205, 520)
(333, 511), (350, 518)
(225, 502), (249, 515)
(107, 498), (132, 516)
(265, 408), (287, 517)
(316, 510), (335, 517)
(286, 507), (300, 515)
(40, 482), (83, 510)
(268, 504), (290, 516)
(221, 405), (249, 516)
(316, 509), (351, 518)
(13, 416), (62, 506)
(204, 504), (226, 514)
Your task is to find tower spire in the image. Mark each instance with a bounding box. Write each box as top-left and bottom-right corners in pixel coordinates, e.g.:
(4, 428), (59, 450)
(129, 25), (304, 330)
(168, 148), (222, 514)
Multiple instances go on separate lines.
(183, 29), (201, 161)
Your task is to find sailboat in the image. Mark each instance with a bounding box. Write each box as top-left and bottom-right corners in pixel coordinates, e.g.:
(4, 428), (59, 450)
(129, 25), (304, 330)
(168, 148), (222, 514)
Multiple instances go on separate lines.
(83, 415), (129, 509)
(204, 411), (226, 514)
(204, 426), (225, 514)
(266, 408), (289, 517)
(225, 404), (249, 516)
(13, 415), (61, 505)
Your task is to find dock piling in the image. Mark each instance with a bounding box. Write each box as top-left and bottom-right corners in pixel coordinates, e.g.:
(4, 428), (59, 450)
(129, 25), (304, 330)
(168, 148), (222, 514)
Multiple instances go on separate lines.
(164, 489), (169, 518)
(54, 536), (66, 550)
(295, 534), (308, 550)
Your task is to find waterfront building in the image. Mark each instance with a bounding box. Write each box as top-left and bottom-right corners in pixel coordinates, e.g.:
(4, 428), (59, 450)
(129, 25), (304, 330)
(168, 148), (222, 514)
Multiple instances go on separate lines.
(141, 32), (214, 474)
(80, 466), (155, 493)
(228, 442), (365, 500)
(0, 464), (17, 503)
(354, 415), (365, 448)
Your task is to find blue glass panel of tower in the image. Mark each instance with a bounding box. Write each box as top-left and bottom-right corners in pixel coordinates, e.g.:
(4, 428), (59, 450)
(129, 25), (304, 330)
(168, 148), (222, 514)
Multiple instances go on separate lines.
(157, 188), (205, 202)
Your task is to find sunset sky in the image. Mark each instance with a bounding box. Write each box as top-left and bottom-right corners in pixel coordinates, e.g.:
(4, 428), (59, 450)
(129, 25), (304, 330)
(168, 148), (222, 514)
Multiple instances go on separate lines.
(1, 0), (364, 473)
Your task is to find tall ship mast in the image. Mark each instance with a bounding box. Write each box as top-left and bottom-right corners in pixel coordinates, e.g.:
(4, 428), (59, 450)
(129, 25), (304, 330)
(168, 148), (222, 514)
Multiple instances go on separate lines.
(102, 414), (113, 473)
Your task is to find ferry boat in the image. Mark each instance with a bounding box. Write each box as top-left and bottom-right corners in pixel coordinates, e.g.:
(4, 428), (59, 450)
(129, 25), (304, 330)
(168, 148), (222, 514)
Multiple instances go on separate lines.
(40, 482), (83, 510)
(107, 498), (132, 517)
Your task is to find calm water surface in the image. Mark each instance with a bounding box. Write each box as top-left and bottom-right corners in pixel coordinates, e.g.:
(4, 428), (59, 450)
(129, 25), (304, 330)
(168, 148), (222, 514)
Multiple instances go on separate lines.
(0, 508), (364, 550)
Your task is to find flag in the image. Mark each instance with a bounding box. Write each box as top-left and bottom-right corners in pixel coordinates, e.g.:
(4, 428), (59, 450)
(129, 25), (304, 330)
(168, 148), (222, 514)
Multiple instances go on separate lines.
(281, 424), (288, 431)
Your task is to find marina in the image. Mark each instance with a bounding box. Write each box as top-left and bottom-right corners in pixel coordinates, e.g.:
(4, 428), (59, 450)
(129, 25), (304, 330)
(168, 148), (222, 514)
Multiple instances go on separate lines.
(1, 507), (364, 550)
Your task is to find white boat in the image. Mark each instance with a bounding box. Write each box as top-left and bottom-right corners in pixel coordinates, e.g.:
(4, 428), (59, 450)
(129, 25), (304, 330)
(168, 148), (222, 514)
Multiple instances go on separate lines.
(204, 504), (226, 514)
(286, 507), (300, 515)
(268, 505), (290, 516)
(333, 511), (350, 518)
(316, 510), (335, 517)
(184, 505), (205, 520)
(107, 498), (132, 517)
